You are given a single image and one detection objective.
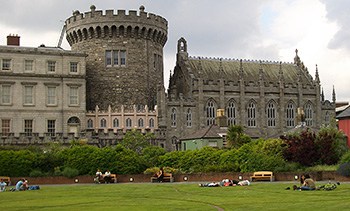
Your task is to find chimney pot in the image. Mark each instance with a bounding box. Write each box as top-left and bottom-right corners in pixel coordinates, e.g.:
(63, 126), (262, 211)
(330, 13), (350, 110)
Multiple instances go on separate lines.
(7, 34), (20, 46)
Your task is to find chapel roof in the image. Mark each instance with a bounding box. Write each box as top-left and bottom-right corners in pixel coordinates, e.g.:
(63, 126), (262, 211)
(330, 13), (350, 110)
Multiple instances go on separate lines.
(186, 57), (314, 85)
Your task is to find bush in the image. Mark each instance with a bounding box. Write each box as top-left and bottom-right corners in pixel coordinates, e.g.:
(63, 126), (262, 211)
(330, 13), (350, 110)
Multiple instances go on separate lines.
(340, 150), (350, 164)
(62, 167), (79, 178)
(29, 170), (44, 177)
(305, 165), (338, 172)
(337, 162), (350, 177)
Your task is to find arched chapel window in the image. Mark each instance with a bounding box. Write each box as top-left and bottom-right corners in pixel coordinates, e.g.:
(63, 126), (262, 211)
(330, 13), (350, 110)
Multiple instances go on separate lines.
(100, 118), (107, 128)
(171, 108), (177, 127)
(149, 118), (155, 128)
(267, 101), (276, 127)
(186, 108), (192, 127)
(227, 100), (236, 126)
(206, 100), (216, 126)
(87, 119), (93, 129)
(286, 102), (295, 127)
(113, 118), (119, 128)
(325, 111), (330, 126)
(126, 118), (132, 128)
(247, 101), (256, 127)
(304, 103), (313, 126)
(138, 118), (144, 127)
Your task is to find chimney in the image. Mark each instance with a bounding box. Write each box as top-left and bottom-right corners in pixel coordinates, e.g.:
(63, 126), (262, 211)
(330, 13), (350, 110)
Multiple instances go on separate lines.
(7, 34), (20, 46)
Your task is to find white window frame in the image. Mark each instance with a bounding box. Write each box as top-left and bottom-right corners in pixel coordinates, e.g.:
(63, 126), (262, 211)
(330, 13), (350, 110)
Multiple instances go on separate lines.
(70, 62), (79, 74)
(24, 60), (34, 72)
(47, 60), (56, 72)
(47, 86), (57, 106)
(24, 119), (33, 136)
(0, 84), (12, 105)
(1, 59), (11, 71)
(1, 119), (11, 135)
(69, 86), (79, 106)
(23, 85), (34, 105)
(47, 119), (56, 136)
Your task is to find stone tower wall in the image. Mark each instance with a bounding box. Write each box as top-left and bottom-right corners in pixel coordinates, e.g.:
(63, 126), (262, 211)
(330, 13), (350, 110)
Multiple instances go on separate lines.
(65, 5), (168, 110)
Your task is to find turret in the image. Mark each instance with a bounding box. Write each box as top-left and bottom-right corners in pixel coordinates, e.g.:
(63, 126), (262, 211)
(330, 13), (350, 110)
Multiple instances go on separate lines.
(65, 5), (168, 110)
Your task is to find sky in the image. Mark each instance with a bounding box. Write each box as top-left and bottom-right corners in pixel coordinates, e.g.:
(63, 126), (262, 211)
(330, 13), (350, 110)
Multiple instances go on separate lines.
(1, 0), (349, 103)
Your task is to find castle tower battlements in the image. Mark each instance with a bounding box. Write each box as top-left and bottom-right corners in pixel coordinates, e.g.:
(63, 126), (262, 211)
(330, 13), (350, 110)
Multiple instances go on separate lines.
(65, 5), (168, 111)
(66, 5), (167, 46)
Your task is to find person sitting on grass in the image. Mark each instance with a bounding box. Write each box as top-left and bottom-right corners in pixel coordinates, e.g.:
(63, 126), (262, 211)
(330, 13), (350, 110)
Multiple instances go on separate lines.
(14, 178), (28, 191)
(293, 174), (315, 191)
(0, 179), (7, 192)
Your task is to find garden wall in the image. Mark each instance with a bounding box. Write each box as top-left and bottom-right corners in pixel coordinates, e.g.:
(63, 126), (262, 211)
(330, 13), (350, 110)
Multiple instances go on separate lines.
(10, 171), (350, 185)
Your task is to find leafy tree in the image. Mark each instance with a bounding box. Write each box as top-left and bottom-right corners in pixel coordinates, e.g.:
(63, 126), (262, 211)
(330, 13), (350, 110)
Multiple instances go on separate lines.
(315, 125), (348, 165)
(226, 125), (251, 148)
(141, 146), (166, 168)
(281, 128), (317, 166)
(120, 129), (154, 154)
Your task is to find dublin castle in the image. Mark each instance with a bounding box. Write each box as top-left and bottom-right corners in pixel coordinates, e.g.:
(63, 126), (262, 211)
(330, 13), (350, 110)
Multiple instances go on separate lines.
(0, 5), (335, 150)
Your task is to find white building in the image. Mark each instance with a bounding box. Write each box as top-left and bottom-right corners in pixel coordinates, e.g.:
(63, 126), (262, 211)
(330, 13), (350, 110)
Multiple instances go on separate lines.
(0, 35), (87, 139)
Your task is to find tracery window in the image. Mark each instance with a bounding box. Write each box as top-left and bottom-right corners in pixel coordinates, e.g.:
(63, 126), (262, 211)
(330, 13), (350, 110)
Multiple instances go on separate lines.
(171, 108), (176, 127)
(113, 118), (119, 128)
(149, 118), (155, 128)
(247, 101), (256, 127)
(267, 101), (276, 127)
(304, 103), (313, 126)
(286, 102), (295, 127)
(126, 118), (132, 128)
(227, 100), (236, 126)
(138, 118), (144, 127)
(100, 118), (107, 128)
(87, 119), (93, 129)
(186, 108), (192, 127)
(206, 100), (216, 126)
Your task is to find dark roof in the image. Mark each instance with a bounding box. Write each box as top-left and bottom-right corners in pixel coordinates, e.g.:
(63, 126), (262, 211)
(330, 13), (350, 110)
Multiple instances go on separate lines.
(337, 106), (350, 119)
(180, 124), (227, 141)
(187, 57), (314, 85)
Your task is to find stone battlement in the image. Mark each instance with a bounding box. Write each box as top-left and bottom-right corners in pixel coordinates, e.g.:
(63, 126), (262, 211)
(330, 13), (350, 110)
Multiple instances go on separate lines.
(65, 5), (168, 46)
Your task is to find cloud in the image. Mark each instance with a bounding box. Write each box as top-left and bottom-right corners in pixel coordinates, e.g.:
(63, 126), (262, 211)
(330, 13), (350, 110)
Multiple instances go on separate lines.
(0, 0), (349, 102)
(320, 0), (350, 51)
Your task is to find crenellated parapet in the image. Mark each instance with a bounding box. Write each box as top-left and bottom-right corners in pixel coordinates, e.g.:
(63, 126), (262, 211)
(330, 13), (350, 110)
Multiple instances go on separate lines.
(65, 5), (168, 47)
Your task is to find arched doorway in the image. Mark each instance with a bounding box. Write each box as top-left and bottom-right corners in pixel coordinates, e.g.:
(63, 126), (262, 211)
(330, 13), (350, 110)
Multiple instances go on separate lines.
(67, 116), (80, 137)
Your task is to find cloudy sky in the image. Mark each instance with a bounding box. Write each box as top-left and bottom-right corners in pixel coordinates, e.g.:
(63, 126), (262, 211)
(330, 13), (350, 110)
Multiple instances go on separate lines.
(1, 0), (349, 102)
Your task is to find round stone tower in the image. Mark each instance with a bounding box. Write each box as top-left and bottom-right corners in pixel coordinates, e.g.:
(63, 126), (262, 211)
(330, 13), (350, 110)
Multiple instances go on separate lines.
(65, 5), (168, 110)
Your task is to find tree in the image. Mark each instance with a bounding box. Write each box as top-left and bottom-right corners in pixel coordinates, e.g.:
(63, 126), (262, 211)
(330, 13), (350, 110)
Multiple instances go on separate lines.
(281, 128), (317, 166)
(315, 125), (348, 165)
(226, 125), (251, 148)
(120, 129), (154, 154)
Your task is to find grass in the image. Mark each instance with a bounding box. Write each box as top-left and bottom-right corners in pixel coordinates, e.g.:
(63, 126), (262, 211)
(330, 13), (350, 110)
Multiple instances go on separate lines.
(1, 182), (350, 210)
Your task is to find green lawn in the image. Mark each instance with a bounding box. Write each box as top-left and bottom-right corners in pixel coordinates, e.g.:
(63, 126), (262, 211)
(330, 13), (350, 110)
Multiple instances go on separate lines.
(1, 182), (350, 210)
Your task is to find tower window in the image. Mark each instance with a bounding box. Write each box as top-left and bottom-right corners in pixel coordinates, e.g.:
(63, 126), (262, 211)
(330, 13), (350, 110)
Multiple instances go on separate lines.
(106, 50), (126, 67)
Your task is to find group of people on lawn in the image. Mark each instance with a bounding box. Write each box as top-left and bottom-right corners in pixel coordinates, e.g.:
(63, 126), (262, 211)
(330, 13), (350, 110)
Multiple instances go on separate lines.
(199, 173), (324, 190)
(0, 178), (30, 192)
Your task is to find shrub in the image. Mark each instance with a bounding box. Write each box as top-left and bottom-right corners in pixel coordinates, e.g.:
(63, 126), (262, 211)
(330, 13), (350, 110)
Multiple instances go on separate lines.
(305, 165), (338, 172)
(62, 167), (79, 178)
(337, 162), (350, 177)
(29, 170), (44, 177)
(54, 167), (63, 176)
(340, 151), (350, 164)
